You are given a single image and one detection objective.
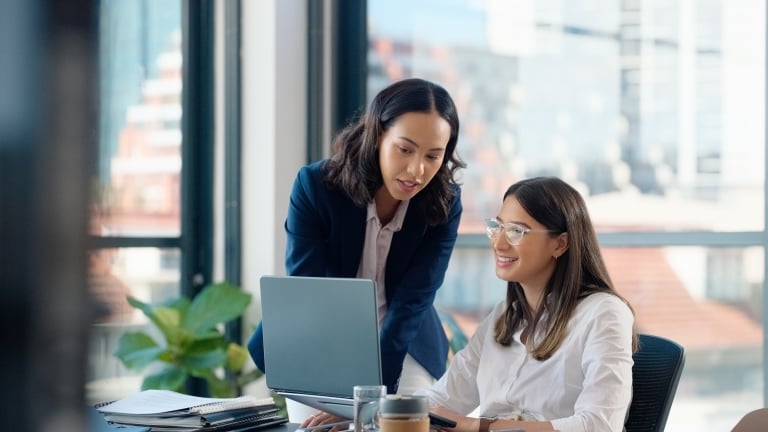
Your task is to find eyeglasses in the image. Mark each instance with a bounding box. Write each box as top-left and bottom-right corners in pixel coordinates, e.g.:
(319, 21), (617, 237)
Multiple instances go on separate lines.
(484, 218), (556, 246)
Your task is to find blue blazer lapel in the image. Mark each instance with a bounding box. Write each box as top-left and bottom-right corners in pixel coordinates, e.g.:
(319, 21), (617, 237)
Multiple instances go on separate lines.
(335, 198), (367, 277)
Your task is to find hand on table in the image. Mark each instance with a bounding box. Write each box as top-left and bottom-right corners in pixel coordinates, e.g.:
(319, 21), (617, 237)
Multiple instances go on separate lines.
(299, 411), (350, 432)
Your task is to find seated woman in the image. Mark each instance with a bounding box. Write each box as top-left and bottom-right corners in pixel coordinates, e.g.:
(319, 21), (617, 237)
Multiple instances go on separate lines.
(420, 176), (638, 432)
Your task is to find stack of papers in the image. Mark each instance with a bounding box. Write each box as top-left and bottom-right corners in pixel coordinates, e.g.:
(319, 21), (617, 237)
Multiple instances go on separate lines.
(95, 390), (287, 431)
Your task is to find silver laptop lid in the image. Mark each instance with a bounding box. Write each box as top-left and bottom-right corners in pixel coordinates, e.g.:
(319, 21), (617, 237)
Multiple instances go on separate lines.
(260, 275), (383, 402)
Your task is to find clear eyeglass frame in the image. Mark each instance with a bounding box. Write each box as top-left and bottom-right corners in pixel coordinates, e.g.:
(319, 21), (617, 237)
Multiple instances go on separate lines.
(484, 217), (556, 246)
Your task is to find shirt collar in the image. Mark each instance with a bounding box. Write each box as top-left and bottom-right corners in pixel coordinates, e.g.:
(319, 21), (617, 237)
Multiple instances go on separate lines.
(365, 199), (410, 231)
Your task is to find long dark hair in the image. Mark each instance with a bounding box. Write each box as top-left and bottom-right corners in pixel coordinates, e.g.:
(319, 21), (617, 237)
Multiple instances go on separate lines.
(493, 177), (638, 358)
(323, 78), (465, 224)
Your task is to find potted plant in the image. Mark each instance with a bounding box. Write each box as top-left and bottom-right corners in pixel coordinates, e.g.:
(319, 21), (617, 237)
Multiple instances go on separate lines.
(114, 281), (262, 397)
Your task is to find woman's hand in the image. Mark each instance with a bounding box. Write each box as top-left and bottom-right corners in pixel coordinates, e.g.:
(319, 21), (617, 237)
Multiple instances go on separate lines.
(430, 406), (556, 432)
(299, 411), (350, 432)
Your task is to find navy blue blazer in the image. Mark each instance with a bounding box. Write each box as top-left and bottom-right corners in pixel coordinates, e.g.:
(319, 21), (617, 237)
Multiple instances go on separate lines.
(248, 160), (462, 393)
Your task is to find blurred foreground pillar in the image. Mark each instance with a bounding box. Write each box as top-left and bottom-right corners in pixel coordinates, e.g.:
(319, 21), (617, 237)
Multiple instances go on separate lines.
(0, 0), (95, 430)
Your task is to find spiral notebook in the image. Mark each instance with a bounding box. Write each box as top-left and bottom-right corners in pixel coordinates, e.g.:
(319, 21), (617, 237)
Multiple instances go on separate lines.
(96, 390), (274, 415)
(95, 390), (287, 431)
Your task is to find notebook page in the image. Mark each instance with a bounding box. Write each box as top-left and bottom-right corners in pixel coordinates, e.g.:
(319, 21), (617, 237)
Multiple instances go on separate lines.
(96, 389), (232, 415)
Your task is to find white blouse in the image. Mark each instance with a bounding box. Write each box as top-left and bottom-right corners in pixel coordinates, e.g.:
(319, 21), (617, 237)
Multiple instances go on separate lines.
(356, 199), (409, 327)
(419, 292), (634, 432)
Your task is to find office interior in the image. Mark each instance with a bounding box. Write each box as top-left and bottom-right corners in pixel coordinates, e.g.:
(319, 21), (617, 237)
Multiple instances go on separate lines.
(1, 0), (766, 431)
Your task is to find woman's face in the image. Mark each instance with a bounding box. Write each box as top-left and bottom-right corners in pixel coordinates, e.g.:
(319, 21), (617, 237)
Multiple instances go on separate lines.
(377, 111), (450, 203)
(491, 196), (564, 292)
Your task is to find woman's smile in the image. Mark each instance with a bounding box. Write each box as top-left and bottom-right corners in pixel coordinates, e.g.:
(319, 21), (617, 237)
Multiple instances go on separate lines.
(495, 255), (518, 267)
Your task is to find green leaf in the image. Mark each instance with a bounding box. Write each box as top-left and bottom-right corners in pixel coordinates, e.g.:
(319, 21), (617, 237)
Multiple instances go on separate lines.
(186, 335), (229, 354)
(118, 346), (168, 371)
(191, 330), (226, 343)
(164, 296), (192, 312)
(196, 369), (236, 398)
(226, 343), (249, 373)
(236, 368), (263, 387)
(157, 349), (176, 363)
(126, 296), (154, 318)
(114, 332), (165, 370)
(127, 296), (190, 345)
(152, 306), (183, 345)
(439, 311), (469, 355)
(180, 348), (228, 370)
(142, 367), (188, 392)
(183, 281), (251, 335)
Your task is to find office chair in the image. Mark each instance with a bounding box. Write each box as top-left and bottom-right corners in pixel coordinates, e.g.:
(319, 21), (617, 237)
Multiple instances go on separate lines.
(730, 407), (768, 432)
(624, 334), (685, 432)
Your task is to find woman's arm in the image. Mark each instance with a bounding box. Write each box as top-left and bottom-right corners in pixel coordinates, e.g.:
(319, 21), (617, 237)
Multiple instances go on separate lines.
(549, 296), (635, 432)
(419, 303), (492, 415)
(426, 304), (556, 432)
(431, 407), (556, 432)
(285, 165), (333, 276)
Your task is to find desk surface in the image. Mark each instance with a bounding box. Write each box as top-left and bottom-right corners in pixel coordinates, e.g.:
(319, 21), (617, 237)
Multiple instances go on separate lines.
(263, 423), (300, 432)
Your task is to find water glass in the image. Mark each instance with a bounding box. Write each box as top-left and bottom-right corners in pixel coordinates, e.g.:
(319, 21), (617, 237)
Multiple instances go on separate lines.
(353, 385), (386, 432)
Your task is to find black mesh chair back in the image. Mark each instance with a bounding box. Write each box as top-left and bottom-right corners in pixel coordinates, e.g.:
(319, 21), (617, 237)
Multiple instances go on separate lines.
(624, 334), (685, 432)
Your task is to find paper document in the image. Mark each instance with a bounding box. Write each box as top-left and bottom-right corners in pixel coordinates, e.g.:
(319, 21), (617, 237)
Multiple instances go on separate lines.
(96, 389), (273, 415)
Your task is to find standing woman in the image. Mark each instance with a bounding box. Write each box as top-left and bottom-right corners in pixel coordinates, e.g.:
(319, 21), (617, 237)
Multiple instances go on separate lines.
(248, 78), (466, 398)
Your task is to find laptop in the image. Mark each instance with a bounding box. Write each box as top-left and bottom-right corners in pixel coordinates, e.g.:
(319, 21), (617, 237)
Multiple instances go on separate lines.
(259, 275), (383, 420)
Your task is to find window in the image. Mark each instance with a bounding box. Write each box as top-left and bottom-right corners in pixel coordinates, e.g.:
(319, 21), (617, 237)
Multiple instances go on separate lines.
(97, 1), (183, 233)
(89, 0), (217, 402)
(367, 1), (765, 430)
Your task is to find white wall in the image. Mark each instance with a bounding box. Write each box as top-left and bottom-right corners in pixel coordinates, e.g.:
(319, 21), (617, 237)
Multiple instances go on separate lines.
(241, 0), (307, 329)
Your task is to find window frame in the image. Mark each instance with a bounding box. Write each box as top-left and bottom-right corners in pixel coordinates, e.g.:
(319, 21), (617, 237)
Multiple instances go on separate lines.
(223, 0), (243, 344)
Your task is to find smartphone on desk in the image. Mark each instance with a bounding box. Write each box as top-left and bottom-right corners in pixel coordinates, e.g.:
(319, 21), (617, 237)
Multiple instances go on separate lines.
(428, 412), (457, 428)
(428, 414), (527, 432)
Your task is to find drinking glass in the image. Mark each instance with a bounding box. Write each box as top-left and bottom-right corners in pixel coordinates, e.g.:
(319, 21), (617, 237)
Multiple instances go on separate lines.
(353, 385), (386, 432)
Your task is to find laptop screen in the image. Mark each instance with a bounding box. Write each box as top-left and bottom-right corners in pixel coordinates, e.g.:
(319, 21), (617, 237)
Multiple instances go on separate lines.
(260, 275), (383, 402)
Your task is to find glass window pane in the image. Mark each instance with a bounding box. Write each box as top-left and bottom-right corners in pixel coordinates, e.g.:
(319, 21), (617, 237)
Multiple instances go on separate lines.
(438, 246), (764, 431)
(94, 1), (183, 237)
(368, 0), (765, 233)
(87, 247), (181, 403)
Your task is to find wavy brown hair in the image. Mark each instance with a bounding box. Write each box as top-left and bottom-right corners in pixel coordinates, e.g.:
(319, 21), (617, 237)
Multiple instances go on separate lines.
(323, 78), (465, 224)
(493, 177), (638, 358)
